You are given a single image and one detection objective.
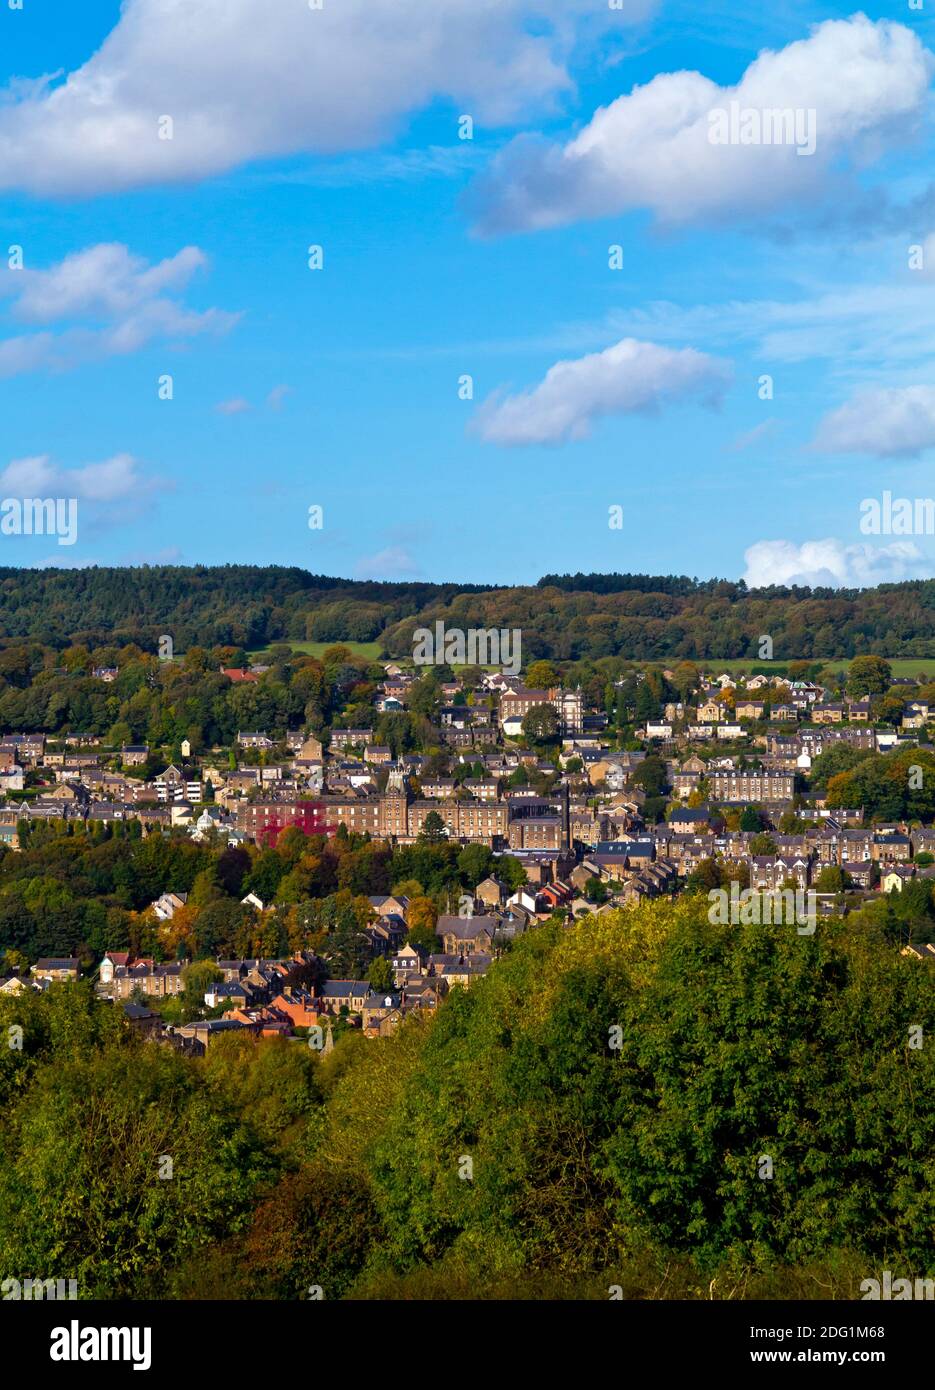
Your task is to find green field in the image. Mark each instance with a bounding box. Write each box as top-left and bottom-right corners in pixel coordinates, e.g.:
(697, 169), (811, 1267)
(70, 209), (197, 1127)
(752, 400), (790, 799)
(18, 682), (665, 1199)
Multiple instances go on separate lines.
(691, 658), (935, 678)
(244, 647), (935, 679)
(248, 640), (384, 662)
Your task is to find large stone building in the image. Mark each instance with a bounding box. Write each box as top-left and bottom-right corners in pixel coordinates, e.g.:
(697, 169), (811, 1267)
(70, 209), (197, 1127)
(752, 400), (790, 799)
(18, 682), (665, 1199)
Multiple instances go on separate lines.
(709, 771), (795, 802)
(407, 798), (508, 843)
(499, 688), (552, 729)
(499, 685), (584, 735)
(237, 774), (510, 847)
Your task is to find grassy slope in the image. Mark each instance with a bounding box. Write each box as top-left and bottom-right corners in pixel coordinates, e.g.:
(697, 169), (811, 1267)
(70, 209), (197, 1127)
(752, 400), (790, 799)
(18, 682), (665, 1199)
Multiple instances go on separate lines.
(244, 646), (935, 678)
(690, 657), (935, 678)
(247, 640), (384, 661)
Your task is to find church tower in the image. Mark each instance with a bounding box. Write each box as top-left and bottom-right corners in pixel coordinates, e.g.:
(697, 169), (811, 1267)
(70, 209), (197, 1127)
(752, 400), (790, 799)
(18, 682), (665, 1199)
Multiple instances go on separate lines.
(379, 767), (409, 839)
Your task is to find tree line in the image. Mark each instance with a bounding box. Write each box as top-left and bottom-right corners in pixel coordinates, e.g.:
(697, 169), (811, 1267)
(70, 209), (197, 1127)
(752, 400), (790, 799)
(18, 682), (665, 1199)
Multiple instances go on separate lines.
(2, 565), (935, 658)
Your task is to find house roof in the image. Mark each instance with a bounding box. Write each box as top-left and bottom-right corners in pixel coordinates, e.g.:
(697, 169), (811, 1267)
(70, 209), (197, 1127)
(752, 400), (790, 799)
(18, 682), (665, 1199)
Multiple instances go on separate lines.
(435, 914), (494, 938)
(122, 1003), (156, 1020)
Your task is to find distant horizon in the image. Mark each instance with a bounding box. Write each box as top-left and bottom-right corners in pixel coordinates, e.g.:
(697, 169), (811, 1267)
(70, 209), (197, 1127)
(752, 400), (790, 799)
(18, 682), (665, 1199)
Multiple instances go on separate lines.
(2, 559), (935, 600)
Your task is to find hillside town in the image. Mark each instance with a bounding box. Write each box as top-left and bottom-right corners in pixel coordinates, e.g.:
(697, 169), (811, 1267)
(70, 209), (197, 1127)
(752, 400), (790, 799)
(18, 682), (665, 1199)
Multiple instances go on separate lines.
(2, 648), (934, 1049)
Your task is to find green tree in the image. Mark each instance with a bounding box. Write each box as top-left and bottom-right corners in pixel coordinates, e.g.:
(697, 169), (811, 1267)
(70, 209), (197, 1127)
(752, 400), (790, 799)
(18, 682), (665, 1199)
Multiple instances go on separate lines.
(808, 743), (872, 796)
(418, 811), (448, 845)
(630, 755), (668, 798)
(325, 907), (371, 978)
(814, 865), (845, 893)
(368, 956), (395, 992)
(525, 660), (560, 689)
(407, 675), (441, 720)
(181, 958), (223, 1011)
(686, 857), (723, 892)
(847, 655), (892, 698)
(0, 1039), (274, 1297)
(457, 842), (493, 887)
(584, 877), (608, 904)
(521, 704), (559, 745)
(634, 681), (657, 721)
(494, 854), (527, 892)
(188, 866), (225, 908)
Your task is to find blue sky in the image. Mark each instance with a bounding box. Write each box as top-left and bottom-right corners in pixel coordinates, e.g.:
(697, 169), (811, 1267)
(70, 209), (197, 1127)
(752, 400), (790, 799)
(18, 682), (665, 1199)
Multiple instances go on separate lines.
(2, 0), (935, 588)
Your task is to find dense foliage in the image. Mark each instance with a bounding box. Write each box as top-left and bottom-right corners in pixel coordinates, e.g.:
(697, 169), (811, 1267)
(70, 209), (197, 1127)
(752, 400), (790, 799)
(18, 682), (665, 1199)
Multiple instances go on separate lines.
(1, 900), (932, 1300)
(0, 639), (427, 747)
(0, 566), (492, 651)
(0, 820), (520, 967)
(3, 565), (935, 658)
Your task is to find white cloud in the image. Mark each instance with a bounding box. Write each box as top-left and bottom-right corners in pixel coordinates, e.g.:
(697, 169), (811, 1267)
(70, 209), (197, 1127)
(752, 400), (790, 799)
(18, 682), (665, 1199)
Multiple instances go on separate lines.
(71, 455), (158, 503)
(469, 15), (932, 234)
(0, 455), (58, 496)
(813, 384), (935, 456)
(471, 337), (730, 446)
(0, 243), (235, 377)
(0, 0), (625, 196)
(0, 452), (164, 505)
(539, 271), (935, 394)
(6, 243), (206, 323)
(354, 546), (422, 580)
(743, 537), (929, 589)
(266, 384), (291, 410)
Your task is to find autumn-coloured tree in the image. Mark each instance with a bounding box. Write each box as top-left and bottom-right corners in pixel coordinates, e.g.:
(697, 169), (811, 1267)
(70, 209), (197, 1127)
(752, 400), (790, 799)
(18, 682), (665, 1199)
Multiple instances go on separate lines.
(405, 895), (438, 953)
